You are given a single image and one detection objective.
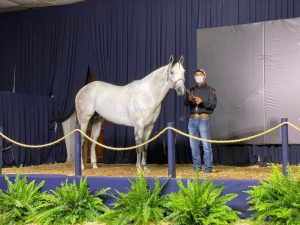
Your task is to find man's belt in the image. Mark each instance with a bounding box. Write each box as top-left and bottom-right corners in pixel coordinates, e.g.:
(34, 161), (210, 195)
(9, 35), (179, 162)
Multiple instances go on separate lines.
(191, 113), (209, 118)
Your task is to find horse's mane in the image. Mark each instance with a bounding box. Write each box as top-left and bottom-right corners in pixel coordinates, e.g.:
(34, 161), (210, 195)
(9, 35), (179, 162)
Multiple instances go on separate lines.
(128, 60), (181, 86)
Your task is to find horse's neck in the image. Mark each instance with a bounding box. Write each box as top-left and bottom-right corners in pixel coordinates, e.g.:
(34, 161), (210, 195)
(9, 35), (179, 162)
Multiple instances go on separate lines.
(143, 65), (170, 104)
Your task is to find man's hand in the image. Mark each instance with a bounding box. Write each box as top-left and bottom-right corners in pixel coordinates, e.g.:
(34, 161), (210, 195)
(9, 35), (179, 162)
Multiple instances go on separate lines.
(194, 97), (203, 105)
(188, 95), (194, 101)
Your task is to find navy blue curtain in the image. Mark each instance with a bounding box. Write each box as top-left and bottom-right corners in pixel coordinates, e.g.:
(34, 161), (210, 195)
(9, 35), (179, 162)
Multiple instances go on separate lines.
(87, 0), (197, 164)
(0, 0), (299, 167)
(0, 3), (89, 167)
(0, 92), (65, 167)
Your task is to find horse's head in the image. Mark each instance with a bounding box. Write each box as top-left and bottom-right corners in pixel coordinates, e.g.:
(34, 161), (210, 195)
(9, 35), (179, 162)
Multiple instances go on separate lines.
(167, 55), (186, 96)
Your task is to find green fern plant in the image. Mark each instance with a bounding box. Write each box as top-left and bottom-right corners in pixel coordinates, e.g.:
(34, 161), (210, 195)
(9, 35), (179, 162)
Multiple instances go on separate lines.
(246, 165), (300, 225)
(27, 177), (109, 225)
(0, 174), (45, 225)
(100, 169), (168, 225)
(164, 176), (240, 225)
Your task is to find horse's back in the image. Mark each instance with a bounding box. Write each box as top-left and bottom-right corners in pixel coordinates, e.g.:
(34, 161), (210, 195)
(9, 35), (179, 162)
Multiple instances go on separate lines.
(76, 81), (117, 101)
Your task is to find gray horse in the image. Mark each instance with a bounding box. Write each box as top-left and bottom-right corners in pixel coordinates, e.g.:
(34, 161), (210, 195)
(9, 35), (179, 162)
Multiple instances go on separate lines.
(75, 55), (186, 171)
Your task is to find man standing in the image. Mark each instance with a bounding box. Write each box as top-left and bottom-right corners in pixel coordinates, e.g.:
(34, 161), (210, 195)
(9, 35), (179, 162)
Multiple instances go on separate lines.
(184, 68), (217, 173)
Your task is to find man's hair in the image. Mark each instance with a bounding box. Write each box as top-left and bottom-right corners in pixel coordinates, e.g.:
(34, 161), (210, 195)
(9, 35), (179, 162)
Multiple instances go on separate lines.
(194, 68), (206, 76)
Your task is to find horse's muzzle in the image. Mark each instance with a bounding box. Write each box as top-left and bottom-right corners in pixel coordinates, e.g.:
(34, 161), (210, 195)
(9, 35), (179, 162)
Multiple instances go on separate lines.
(177, 87), (186, 96)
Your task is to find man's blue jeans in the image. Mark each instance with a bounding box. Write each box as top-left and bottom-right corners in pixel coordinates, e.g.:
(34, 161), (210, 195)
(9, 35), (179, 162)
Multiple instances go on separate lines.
(188, 117), (213, 172)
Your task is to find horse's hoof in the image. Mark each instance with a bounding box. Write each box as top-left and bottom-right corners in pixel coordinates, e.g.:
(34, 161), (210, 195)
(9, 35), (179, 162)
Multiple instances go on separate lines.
(143, 166), (150, 173)
(92, 163), (98, 169)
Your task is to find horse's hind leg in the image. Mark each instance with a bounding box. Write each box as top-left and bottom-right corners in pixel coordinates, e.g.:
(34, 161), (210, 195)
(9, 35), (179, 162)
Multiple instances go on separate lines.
(78, 118), (89, 170)
(76, 112), (94, 170)
(90, 115), (103, 169)
(75, 91), (96, 170)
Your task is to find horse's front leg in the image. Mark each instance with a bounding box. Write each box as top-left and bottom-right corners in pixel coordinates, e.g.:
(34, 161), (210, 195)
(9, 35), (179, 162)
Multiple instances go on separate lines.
(77, 113), (94, 171)
(134, 127), (144, 169)
(142, 123), (154, 173)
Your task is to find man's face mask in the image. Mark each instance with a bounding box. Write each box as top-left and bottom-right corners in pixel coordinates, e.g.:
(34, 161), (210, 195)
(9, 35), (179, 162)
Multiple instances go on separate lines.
(195, 75), (205, 84)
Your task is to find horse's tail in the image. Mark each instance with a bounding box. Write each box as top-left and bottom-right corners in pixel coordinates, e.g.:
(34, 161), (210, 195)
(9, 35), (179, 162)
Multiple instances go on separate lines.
(75, 113), (79, 125)
(91, 112), (101, 125)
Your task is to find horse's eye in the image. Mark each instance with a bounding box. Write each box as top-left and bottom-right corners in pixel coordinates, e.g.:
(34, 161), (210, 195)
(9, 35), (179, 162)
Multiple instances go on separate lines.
(170, 71), (174, 75)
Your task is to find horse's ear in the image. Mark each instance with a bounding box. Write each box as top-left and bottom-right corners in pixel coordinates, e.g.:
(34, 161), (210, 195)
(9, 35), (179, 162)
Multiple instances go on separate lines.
(179, 55), (184, 64)
(169, 55), (174, 64)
